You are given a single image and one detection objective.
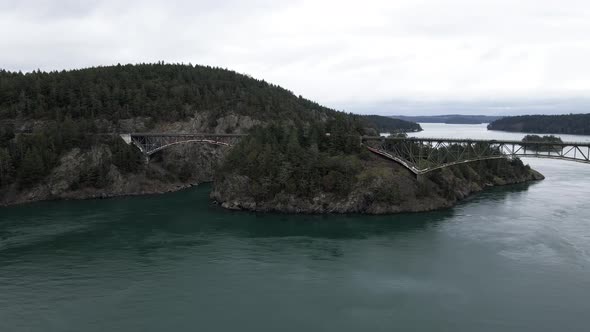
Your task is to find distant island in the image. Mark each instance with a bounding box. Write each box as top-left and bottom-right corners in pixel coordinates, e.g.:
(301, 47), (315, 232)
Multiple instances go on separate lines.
(391, 115), (503, 124)
(361, 115), (422, 133)
(488, 114), (590, 135)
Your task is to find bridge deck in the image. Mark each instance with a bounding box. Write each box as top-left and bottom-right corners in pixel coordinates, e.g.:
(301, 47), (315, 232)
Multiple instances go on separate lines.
(130, 133), (248, 137)
(362, 135), (590, 175)
(361, 136), (590, 147)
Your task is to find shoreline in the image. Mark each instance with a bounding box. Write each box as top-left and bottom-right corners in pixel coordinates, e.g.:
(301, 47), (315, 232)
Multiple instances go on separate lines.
(1, 175), (543, 215)
(0, 181), (208, 208)
(212, 177), (544, 215)
(211, 158), (545, 215)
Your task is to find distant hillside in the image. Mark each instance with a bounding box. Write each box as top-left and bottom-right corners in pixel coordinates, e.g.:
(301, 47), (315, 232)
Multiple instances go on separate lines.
(360, 115), (421, 133)
(487, 114), (590, 135)
(391, 115), (503, 124)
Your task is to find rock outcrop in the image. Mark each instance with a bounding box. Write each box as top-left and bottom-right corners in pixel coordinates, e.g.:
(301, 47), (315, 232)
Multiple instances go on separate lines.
(0, 111), (258, 206)
(0, 142), (226, 206)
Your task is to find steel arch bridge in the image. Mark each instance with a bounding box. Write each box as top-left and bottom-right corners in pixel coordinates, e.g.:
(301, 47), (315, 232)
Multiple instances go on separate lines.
(121, 133), (247, 156)
(362, 136), (590, 175)
(120, 133), (590, 173)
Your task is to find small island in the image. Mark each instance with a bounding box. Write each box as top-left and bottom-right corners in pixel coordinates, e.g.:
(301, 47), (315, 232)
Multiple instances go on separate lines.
(521, 135), (564, 151)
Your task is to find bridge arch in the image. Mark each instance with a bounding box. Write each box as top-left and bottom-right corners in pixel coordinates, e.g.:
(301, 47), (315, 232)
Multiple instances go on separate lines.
(363, 136), (590, 176)
(134, 139), (232, 156)
(126, 133), (246, 157)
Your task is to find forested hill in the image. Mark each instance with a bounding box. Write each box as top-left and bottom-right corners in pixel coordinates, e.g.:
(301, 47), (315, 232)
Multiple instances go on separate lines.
(0, 63), (338, 126)
(487, 113), (590, 135)
(0, 63), (419, 134)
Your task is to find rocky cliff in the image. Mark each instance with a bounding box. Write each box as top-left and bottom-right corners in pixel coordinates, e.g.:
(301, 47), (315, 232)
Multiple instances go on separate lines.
(0, 112), (258, 206)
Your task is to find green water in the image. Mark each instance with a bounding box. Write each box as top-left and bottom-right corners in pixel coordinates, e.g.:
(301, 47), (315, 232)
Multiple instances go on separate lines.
(1, 125), (590, 331)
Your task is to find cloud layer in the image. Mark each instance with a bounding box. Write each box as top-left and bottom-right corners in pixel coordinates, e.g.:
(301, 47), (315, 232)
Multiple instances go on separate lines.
(1, 0), (589, 115)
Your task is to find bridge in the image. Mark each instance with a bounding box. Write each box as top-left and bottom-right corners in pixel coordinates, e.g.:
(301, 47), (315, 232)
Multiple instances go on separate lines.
(121, 133), (590, 174)
(362, 136), (590, 175)
(121, 133), (247, 156)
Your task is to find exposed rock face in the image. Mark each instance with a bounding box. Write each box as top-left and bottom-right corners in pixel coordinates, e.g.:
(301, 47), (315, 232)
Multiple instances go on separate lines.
(155, 113), (260, 134)
(0, 142), (227, 206)
(4, 111), (260, 135)
(211, 157), (544, 214)
(0, 111), (249, 206)
(0, 111), (263, 206)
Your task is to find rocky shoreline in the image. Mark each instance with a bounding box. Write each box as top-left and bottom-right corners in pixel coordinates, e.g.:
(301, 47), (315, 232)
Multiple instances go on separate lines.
(0, 116), (544, 212)
(211, 157), (544, 215)
(0, 180), (201, 207)
(0, 113), (257, 207)
(0, 143), (222, 207)
(2, 159), (544, 213)
(1, 147), (544, 213)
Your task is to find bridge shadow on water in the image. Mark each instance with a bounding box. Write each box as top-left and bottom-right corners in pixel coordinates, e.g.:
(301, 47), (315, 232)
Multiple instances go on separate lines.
(0, 181), (537, 261)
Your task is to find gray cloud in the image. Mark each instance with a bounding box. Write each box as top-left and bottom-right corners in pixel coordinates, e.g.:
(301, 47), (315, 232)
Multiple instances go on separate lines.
(1, 0), (589, 115)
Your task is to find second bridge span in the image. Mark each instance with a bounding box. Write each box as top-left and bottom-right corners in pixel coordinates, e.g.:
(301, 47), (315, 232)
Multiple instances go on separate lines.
(362, 136), (590, 175)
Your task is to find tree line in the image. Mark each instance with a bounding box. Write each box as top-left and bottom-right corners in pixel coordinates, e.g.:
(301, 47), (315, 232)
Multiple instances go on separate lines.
(0, 63), (345, 125)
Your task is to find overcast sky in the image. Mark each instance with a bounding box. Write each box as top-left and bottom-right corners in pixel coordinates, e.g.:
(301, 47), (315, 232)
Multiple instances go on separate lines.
(1, 0), (590, 115)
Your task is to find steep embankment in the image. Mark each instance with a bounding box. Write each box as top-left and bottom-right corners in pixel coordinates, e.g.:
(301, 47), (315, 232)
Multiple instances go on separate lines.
(212, 155), (544, 214)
